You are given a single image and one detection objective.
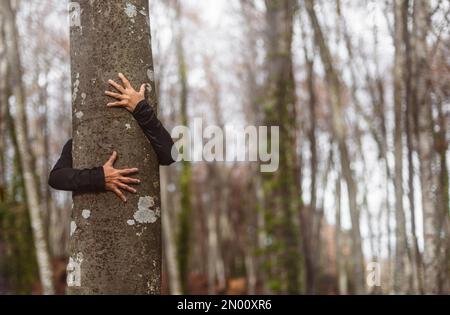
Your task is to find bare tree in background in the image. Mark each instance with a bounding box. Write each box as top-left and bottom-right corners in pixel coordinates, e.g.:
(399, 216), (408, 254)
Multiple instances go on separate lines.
(0, 0), (54, 295)
(393, 0), (409, 293)
(172, 0), (193, 295)
(263, 0), (302, 294)
(304, 0), (365, 293)
(413, 0), (439, 294)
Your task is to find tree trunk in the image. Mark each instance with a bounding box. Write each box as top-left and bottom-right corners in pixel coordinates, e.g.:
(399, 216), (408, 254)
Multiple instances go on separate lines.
(1, 0), (55, 295)
(402, 0), (424, 293)
(160, 168), (182, 295)
(264, 0), (302, 294)
(335, 175), (347, 295)
(305, 0), (365, 293)
(173, 0), (192, 295)
(393, 0), (409, 293)
(413, 0), (439, 294)
(68, 0), (161, 294)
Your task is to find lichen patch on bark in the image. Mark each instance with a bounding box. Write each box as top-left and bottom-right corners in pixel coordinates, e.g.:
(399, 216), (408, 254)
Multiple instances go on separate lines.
(124, 3), (137, 18)
(75, 111), (84, 119)
(72, 73), (80, 102)
(133, 196), (159, 224)
(82, 209), (91, 219)
(70, 221), (77, 236)
(67, 252), (83, 287)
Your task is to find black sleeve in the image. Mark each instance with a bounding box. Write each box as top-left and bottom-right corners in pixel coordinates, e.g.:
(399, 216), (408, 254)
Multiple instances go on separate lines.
(132, 100), (176, 165)
(48, 139), (105, 192)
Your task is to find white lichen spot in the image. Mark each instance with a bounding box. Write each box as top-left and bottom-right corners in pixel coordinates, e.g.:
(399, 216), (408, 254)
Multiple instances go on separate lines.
(124, 2), (137, 18)
(147, 69), (154, 82)
(72, 73), (80, 102)
(133, 196), (159, 224)
(67, 252), (83, 287)
(82, 209), (91, 219)
(139, 9), (147, 16)
(75, 111), (84, 119)
(127, 219), (135, 226)
(125, 123), (131, 130)
(153, 181), (159, 189)
(81, 92), (86, 105)
(70, 220), (77, 236)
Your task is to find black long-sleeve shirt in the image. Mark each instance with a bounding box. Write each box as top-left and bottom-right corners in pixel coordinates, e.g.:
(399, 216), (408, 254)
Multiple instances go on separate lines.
(48, 100), (175, 192)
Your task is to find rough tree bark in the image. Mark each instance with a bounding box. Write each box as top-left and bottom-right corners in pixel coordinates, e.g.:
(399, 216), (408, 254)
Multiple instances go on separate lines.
(1, 0), (55, 295)
(68, 0), (161, 294)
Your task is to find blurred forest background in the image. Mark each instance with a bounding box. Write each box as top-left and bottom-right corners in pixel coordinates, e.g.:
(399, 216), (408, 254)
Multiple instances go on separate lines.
(0, 0), (449, 294)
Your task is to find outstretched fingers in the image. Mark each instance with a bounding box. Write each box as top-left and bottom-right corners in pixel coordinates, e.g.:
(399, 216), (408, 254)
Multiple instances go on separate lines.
(107, 100), (127, 108)
(119, 168), (139, 176)
(105, 90), (125, 100)
(139, 84), (146, 96)
(113, 187), (127, 202)
(118, 182), (137, 194)
(106, 151), (118, 166)
(118, 73), (132, 89)
(120, 177), (141, 184)
(107, 79), (125, 93)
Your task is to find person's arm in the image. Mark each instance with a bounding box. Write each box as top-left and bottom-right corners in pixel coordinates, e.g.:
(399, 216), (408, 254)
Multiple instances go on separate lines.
(105, 73), (176, 165)
(132, 100), (175, 165)
(48, 139), (105, 192)
(48, 140), (140, 202)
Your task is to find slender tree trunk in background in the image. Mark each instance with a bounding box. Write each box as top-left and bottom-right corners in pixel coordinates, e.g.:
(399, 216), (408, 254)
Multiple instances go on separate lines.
(1, 0), (54, 295)
(264, 0), (302, 294)
(402, 0), (424, 293)
(300, 26), (318, 292)
(365, 30), (394, 292)
(240, 1), (264, 293)
(413, 0), (439, 294)
(335, 175), (347, 294)
(435, 98), (450, 293)
(68, 0), (161, 294)
(0, 28), (7, 203)
(204, 60), (228, 293)
(174, 0), (192, 294)
(160, 168), (182, 295)
(393, 0), (409, 293)
(305, 0), (365, 294)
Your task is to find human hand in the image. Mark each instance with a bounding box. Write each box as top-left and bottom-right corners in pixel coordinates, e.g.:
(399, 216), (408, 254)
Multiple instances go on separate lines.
(103, 151), (140, 202)
(105, 73), (145, 112)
